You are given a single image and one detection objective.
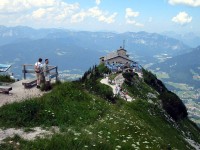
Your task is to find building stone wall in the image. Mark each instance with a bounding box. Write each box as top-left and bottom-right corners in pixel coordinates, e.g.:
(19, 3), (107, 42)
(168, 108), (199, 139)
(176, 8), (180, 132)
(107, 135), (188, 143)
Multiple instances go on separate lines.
(99, 47), (133, 65)
(117, 49), (126, 56)
(106, 57), (132, 64)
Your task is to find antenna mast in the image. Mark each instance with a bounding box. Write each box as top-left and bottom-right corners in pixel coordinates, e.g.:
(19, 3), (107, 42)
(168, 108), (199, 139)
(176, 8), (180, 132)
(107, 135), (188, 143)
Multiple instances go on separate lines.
(123, 40), (125, 49)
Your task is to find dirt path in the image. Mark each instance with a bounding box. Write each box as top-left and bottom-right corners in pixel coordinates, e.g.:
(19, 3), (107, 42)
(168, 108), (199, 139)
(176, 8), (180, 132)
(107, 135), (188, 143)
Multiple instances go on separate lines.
(0, 127), (59, 143)
(100, 75), (134, 102)
(0, 80), (56, 143)
(0, 80), (46, 107)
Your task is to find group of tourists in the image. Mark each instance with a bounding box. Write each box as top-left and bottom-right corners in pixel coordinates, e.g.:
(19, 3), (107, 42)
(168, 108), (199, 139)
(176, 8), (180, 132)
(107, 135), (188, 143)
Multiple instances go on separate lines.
(34, 58), (51, 89)
(115, 83), (128, 101)
(115, 84), (121, 95)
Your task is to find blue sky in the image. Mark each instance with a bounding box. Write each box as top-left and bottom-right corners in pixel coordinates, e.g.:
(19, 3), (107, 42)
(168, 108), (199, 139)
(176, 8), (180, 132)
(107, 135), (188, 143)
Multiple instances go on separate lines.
(0, 0), (199, 34)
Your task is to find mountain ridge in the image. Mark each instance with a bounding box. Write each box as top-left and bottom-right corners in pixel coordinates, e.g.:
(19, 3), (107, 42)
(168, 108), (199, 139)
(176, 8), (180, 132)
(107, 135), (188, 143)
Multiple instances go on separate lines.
(0, 26), (191, 80)
(0, 64), (199, 149)
(150, 46), (200, 87)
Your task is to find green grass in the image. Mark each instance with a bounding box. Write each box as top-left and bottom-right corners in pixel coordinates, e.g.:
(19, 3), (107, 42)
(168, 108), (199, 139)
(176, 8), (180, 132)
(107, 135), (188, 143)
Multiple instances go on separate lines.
(123, 79), (158, 102)
(0, 81), (199, 149)
(0, 82), (109, 128)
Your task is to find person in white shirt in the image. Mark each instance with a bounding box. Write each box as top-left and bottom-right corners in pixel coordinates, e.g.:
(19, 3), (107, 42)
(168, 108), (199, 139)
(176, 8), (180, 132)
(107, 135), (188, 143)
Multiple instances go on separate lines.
(34, 58), (43, 88)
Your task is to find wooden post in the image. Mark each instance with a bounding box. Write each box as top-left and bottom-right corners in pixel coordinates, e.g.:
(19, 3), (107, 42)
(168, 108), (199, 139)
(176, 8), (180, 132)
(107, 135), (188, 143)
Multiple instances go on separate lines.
(22, 64), (58, 82)
(23, 65), (26, 79)
(55, 66), (58, 82)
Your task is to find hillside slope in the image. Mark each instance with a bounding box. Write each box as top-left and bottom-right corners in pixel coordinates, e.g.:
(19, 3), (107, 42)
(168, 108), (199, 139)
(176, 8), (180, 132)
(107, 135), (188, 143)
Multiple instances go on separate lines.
(150, 46), (200, 87)
(149, 46), (200, 127)
(0, 65), (199, 149)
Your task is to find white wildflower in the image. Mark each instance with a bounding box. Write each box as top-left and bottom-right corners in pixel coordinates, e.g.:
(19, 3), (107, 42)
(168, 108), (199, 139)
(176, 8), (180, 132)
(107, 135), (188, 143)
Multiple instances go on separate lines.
(116, 145), (121, 148)
(132, 144), (136, 147)
(143, 141), (149, 143)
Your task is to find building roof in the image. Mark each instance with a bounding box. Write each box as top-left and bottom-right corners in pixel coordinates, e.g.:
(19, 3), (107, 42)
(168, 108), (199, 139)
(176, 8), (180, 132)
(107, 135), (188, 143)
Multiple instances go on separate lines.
(103, 50), (132, 62)
(106, 55), (133, 62)
(104, 51), (118, 60)
(100, 46), (133, 63)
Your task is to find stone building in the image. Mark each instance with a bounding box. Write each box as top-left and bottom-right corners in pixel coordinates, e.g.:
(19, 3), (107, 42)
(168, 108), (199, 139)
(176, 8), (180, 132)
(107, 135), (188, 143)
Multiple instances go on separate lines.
(100, 47), (133, 65)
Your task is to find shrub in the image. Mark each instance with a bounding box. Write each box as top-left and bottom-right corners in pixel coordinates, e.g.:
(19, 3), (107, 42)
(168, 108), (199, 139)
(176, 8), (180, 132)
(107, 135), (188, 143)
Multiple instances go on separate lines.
(122, 72), (138, 85)
(143, 69), (167, 93)
(96, 83), (114, 102)
(98, 63), (110, 74)
(141, 69), (188, 121)
(0, 75), (15, 83)
(82, 64), (114, 102)
(85, 79), (114, 102)
(81, 64), (110, 82)
(123, 72), (133, 81)
(160, 91), (188, 121)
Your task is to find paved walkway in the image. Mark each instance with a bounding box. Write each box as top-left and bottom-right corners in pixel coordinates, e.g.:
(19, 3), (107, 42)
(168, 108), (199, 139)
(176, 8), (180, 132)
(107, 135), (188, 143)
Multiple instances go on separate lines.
(100, 74), (134, 102)
(0, 80), (46, 107)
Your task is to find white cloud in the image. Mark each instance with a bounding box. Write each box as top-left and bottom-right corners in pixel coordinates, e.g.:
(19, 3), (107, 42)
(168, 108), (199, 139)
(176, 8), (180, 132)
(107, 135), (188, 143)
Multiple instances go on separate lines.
(125, 8), (143, 27)
(96, 0), (101, 5)
(0, 0), (58, 13)
(98, 12), (117, 24)
(88, 6), (103, 17)
(0, 0), (80, 26)
(168, 0), (200, 7)
(172, 11), (192, 25)
(71, 6), (117, 24)
(71, 12), (87, 23)
(0, 0), (79, 15)
(125, 8), (139, 18)
(0, 0), (116, 28)
(32, 8), (47, 19)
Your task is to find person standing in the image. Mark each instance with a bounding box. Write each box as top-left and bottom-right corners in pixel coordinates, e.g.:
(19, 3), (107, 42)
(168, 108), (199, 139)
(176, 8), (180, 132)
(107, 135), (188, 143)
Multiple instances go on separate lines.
(34, 58), (43, 88)
(43, 59), (50, 80)
(43, 58), (51, 91)
(115, 84), (118, 96)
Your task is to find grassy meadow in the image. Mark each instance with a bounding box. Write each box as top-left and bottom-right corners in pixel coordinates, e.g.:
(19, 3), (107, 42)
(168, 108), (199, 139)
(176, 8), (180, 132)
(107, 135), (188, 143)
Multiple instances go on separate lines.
(0, 80), (199, 149)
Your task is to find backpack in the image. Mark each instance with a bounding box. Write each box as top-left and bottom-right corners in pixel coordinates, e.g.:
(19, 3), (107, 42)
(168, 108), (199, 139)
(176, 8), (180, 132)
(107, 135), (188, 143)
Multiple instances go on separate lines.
(34, 62), (41, 73)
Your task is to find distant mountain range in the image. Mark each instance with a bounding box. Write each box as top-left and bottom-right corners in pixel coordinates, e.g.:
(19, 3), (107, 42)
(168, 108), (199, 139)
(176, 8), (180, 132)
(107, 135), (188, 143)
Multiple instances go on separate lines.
(0, 26), (190, 79)
(150, 46), (200, 88)
(162, 31), (200, 48)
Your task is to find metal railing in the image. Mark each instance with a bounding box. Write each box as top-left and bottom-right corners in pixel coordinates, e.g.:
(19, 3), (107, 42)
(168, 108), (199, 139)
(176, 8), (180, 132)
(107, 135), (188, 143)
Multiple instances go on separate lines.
(22, 64), (58, 81)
